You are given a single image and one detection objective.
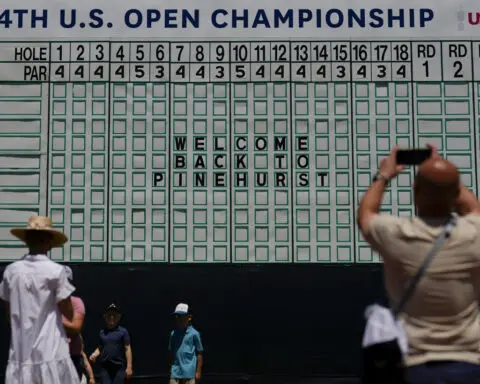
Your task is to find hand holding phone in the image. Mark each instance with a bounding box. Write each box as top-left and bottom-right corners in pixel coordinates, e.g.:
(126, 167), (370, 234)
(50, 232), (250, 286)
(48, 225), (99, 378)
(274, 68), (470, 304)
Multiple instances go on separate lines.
(396, 148), (432, 165)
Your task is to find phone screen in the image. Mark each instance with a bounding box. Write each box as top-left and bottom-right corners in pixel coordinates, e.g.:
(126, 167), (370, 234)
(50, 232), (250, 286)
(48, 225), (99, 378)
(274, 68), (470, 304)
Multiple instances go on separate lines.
(396, 149), (432, 165)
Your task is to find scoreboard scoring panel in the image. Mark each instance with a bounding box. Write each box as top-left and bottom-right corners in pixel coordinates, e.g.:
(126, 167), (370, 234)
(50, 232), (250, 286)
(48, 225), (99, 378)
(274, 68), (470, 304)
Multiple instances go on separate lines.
(6, 41), (480, 83)
(0, 40), (479, 263)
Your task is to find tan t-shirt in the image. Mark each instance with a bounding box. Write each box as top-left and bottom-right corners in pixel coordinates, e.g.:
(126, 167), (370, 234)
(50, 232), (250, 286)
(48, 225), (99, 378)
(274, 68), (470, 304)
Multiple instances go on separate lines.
(365, 213), (480, 366)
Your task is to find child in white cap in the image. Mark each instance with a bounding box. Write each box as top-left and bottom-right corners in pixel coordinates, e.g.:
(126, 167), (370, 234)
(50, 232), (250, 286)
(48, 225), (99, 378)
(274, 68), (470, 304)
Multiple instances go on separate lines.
(169, 303), (204, 384)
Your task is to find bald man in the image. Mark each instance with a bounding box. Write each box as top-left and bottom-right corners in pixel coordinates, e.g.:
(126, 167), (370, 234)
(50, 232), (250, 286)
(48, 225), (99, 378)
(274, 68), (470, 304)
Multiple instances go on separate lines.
(358, 145), (480, 384)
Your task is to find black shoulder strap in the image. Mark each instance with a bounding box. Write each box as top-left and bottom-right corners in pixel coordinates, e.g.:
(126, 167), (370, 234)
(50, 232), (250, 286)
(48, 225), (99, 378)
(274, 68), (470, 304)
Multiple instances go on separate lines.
(392, 214), (457, 317)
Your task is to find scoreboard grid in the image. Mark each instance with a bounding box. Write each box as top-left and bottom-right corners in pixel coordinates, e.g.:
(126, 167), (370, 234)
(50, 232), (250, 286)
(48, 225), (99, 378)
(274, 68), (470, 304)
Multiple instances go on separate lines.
(0, 40), (479, 263)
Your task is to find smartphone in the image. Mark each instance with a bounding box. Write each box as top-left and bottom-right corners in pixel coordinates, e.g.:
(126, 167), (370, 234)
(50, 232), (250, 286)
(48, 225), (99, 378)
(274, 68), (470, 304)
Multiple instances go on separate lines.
(396, 148), (432, 165)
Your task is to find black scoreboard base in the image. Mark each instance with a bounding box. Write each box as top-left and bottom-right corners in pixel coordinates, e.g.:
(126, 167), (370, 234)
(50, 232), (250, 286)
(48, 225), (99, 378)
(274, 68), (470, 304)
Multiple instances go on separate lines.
(0, 263), (384, 378)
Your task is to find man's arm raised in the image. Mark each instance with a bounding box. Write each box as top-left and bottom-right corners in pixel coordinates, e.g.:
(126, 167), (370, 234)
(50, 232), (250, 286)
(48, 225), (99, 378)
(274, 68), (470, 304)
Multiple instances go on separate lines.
(456, 184), (480, 216)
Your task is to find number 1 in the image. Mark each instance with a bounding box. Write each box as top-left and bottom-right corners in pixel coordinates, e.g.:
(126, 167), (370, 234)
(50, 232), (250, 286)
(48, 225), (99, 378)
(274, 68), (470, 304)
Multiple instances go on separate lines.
(56, 45), (63, 61)
(422, 61), (429, 77)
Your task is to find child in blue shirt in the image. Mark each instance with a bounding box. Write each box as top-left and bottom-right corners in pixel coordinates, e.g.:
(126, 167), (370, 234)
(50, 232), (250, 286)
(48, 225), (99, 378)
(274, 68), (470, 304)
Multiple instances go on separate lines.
(168, 303), (204, 384)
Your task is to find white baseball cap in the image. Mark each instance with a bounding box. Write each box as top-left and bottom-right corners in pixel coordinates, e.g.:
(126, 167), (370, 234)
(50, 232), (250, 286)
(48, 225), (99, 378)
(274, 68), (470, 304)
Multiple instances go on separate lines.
(173, 303), (189, 315)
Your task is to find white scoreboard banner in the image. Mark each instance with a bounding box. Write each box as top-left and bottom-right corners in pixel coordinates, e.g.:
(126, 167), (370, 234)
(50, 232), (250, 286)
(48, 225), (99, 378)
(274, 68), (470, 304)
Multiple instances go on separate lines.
(0, 0), (479, 263)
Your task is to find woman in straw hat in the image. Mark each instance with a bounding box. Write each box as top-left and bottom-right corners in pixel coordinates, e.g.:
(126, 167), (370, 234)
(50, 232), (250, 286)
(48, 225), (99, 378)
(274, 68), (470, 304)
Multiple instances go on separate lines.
(0, 216), (81, 384)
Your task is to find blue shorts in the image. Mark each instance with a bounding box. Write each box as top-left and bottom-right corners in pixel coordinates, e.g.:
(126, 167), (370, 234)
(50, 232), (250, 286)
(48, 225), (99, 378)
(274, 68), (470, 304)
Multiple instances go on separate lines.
(407, 361), (480, 384)
(100, 363), (125, 384)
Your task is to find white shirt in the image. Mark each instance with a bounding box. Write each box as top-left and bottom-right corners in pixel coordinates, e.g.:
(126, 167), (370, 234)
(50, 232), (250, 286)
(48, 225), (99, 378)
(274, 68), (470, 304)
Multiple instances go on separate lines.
(0, 254), (80, 384)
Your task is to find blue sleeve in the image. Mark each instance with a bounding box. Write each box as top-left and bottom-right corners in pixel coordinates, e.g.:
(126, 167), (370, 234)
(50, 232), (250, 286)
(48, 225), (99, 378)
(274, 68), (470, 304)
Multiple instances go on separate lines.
(99, 331), (104, 346)
(168, 332), (173, 352)
(123, 328), (131, 345)
(194, 332), (204, 353)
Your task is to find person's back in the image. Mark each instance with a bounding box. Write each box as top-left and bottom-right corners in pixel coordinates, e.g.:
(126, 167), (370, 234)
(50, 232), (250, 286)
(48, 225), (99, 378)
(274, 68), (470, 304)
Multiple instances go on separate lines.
(0, 216), (80, 384)
(5, 255), (72, 364)
(367, 213), (480, 366)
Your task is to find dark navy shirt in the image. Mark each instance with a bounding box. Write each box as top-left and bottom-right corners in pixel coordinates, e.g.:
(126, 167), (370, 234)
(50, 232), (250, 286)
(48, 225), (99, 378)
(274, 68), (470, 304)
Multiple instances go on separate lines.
(99, 326), (130, 366)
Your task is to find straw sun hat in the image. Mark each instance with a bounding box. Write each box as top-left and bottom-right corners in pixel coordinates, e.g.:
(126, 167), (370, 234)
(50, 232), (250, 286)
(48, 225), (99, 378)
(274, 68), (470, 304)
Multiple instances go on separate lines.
(10, 216), (68, 248)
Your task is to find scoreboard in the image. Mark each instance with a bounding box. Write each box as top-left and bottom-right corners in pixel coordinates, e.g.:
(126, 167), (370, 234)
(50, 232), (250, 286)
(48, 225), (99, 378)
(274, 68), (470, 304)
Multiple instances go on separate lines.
(0, 0), (479, 263)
